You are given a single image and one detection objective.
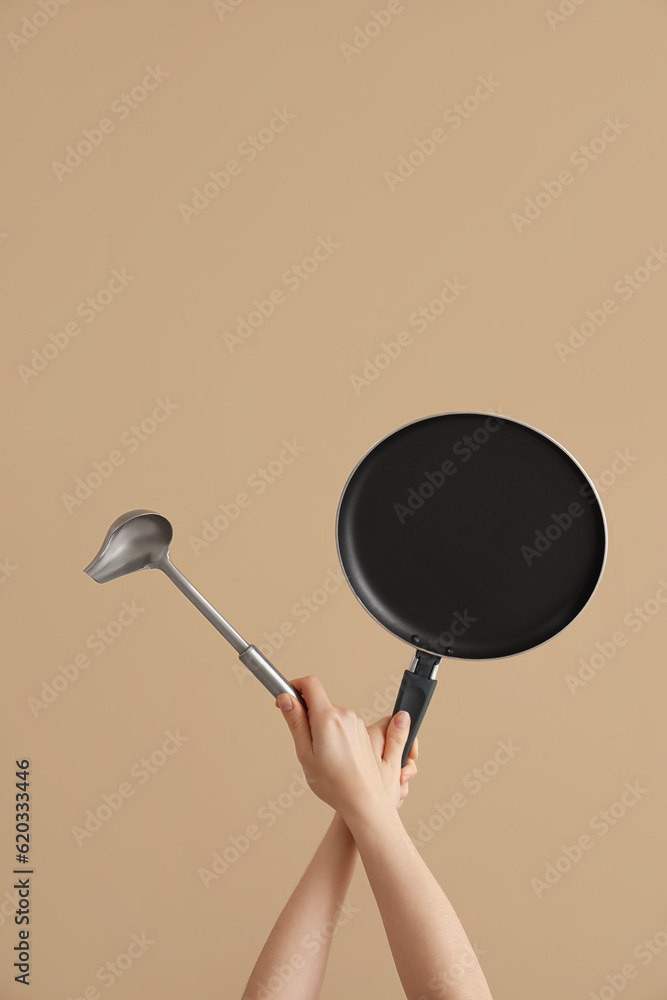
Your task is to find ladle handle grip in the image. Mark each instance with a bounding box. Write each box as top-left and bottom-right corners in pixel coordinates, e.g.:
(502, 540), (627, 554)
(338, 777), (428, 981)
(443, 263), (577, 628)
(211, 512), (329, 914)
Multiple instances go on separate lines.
(238, 645), (308, 710)
(391, 669), (438, 767)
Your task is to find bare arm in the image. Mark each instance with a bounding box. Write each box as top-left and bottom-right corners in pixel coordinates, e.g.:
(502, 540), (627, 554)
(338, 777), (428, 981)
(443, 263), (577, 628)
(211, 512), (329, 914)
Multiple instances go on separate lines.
(345, 795), (493, 1000)
(275, 675), (494, 1000)
(242, 696), (418, 1000)
(241, 812), (357, 1000)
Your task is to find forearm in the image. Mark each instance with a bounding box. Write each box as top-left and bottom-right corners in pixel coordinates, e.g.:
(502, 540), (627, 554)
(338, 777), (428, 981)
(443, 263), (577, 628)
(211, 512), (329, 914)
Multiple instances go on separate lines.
(345, 798), (493, 1000)
(242, 812), (358, 1000)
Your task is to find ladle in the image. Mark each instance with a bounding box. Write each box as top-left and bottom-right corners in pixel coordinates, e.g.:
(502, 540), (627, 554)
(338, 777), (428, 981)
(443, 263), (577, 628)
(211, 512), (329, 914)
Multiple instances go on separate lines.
(84, 509), (305, 707)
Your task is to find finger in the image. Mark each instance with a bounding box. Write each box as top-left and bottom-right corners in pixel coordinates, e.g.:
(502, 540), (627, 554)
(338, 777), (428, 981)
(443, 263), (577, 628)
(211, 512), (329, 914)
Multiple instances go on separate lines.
(367, 716), (390, 737)
(366, 722), (382, 757)
(382, 710), (411, 767)
(293, 675), (336, 721)
(366, 716), (390, 755)
(408, 736), (419, 761)
(400, 760), (417, 782)
(275, 686), (313, 762)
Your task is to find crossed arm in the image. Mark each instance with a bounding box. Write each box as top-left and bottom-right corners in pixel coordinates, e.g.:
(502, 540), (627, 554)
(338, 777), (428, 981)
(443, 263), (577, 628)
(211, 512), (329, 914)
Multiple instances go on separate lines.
(240, 812), (357, 999)
(241, 677), (493, 1000)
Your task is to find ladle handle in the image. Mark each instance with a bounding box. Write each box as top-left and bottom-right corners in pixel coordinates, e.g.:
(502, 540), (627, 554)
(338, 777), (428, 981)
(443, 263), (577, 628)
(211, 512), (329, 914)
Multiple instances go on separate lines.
(161, 559), (307, 710)
(391, 651), (440, 767)
(239, 645), (308, 710)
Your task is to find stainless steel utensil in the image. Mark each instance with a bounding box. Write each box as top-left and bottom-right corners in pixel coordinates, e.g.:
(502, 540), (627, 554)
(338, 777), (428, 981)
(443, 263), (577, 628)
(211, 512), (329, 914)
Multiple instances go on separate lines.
(84, 509), (305, 707)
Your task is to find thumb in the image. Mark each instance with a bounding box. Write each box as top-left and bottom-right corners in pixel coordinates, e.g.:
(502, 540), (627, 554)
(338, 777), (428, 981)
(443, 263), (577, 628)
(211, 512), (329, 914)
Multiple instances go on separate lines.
(383, 710), (411, 766)
(276, 693), (312, 763)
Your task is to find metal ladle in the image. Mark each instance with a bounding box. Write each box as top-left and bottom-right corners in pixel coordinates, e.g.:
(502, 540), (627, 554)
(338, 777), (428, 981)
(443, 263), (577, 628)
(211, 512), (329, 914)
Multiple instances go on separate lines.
(83, 509), (305, 707)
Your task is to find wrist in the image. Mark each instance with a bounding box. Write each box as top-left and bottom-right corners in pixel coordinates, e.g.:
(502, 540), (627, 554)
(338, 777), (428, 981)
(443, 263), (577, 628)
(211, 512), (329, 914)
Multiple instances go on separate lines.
(330, 810), (355, 842)
(345, 796), (419, 865)
(341, 791), (400, 837)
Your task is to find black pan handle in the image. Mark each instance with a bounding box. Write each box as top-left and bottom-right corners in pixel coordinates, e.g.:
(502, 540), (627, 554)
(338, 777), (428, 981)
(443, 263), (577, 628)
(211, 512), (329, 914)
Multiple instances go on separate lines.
(391, 650), (441, 767)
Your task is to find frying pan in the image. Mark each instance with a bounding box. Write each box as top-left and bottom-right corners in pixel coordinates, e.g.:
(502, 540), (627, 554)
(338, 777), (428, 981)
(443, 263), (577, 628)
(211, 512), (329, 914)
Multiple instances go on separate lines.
(336, 412), (607, 765)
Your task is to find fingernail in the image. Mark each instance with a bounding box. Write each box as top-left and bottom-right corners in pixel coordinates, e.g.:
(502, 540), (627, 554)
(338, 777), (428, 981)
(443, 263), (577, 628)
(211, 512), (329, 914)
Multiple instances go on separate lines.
(395, 711), (410, 729)
(277, 694), (294, 713)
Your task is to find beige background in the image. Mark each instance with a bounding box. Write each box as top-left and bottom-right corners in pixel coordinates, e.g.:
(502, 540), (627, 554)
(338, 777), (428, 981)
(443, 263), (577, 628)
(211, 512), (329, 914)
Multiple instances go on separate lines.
(1, 0), (666, 997)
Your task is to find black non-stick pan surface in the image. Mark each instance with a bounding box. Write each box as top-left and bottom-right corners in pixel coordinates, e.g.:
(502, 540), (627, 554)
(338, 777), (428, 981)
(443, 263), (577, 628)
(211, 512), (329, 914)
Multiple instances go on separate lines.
(336, 413), (607, 661)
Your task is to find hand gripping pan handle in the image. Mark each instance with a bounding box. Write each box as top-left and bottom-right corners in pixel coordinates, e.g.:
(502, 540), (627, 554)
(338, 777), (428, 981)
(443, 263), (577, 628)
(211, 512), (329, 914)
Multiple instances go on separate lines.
(391, 650), (440, 767)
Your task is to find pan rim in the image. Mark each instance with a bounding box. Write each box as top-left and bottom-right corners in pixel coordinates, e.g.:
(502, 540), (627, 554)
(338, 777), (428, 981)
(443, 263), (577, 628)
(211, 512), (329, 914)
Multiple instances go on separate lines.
(334, 410), (608, 661)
